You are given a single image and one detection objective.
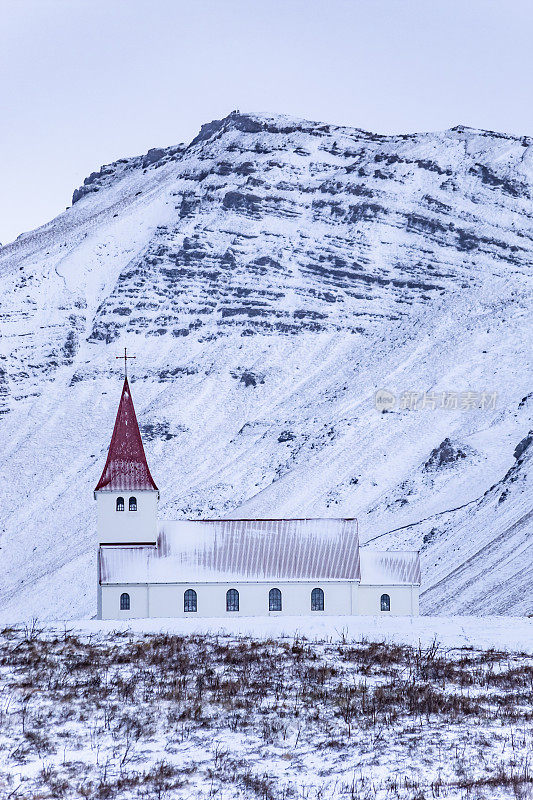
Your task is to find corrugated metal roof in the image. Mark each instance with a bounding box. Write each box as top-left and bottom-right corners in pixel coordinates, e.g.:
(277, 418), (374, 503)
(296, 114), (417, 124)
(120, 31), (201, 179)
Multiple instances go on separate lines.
(359, 548), (421, 585)
(100, 518), (360, 583)
(95, 377), (158, 492)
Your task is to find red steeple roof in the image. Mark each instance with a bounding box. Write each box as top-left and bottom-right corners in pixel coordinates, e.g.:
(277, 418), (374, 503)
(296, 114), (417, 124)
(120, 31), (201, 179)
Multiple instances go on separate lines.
(95, 377), (158, 492)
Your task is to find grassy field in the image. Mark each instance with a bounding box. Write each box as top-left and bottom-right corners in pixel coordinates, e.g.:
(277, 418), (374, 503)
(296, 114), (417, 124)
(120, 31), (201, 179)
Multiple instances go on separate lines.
(0, 624), (531, 799)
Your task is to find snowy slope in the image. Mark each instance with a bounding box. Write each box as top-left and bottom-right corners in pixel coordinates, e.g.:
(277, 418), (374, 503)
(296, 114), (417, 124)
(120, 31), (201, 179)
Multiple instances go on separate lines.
(0, 111), (531, 620)
(364, 430), (532, 614)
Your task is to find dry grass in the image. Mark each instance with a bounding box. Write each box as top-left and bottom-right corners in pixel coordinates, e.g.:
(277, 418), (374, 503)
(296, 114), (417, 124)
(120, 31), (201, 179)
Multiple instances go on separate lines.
(0, 626), (531, 798)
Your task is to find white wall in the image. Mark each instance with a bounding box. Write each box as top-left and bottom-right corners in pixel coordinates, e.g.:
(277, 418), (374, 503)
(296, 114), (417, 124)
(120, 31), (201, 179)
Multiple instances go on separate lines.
(96, 490), (158, 544)
(358, 584), (419, 616)
(102, 585), (149, 619)
(101, 581), (358, 619)
(100, 581), (419, 619)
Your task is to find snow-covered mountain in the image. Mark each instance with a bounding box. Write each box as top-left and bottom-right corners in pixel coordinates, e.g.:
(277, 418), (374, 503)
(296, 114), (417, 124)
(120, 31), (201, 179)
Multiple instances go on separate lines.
(0, 111), (531, 619)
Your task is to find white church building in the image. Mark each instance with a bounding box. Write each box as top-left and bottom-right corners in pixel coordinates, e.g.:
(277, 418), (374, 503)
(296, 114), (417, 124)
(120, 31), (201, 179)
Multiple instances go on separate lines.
(95, 377), (421, 619)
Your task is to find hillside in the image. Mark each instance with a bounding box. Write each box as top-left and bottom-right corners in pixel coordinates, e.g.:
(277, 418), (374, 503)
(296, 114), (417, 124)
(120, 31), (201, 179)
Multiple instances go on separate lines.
(0, 111), (531, 619)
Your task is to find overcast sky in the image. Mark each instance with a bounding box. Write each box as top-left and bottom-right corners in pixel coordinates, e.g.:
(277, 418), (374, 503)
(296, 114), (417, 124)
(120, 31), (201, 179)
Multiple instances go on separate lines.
(1, 0), (531, 245)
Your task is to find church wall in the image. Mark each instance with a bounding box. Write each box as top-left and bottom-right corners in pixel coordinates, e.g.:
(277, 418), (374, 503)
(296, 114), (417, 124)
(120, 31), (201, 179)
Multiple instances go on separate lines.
(101, 584), (148, 618)
(96, 491), (158, 544)
(100, 581), (358, 619)
(100, 582), (420, 619)
(358, 584), (419, 616)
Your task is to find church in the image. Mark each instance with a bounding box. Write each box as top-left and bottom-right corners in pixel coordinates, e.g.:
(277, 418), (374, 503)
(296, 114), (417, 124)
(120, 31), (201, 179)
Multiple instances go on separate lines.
(95, 376), (421, 619)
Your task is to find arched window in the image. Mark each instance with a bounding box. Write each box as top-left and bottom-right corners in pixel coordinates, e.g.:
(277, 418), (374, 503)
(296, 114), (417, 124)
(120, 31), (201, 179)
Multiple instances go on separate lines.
(184, 589), (197, 613)
(120, 592), (130, 611)
(311, 587), (324, 611)
(129, 497), (137, 512)
(226, 588), (239, 612)
(116, 497), (124, 511)
(380, 593), (391, 612)
(269, 588), (282, 611)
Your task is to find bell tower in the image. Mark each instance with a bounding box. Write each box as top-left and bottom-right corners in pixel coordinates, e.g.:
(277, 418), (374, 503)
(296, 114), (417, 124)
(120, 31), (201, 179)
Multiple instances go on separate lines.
(94, 374), (159, 546)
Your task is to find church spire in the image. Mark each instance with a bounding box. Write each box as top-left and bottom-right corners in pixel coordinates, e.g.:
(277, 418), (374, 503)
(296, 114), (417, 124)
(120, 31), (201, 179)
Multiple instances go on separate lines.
(95, 377), (158, 492)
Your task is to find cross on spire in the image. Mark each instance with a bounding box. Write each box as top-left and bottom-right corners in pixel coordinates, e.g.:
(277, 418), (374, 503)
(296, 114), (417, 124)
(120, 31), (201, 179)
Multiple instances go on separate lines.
(116, 347), (136, 378)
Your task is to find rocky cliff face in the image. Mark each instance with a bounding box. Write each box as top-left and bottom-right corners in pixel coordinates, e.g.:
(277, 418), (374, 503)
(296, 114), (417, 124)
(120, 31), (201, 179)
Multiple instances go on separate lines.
(0, 111), (531, 619)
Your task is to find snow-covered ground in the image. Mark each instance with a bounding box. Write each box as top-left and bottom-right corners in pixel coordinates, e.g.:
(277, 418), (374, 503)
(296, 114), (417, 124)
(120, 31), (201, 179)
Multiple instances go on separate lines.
(56, 614), (533, 654)
(0, 111), (531, 620)
(0, 621), (531, 799)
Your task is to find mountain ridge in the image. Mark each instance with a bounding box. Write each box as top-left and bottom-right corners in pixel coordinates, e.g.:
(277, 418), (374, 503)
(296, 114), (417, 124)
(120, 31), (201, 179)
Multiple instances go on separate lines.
(65, 111), (532, 209)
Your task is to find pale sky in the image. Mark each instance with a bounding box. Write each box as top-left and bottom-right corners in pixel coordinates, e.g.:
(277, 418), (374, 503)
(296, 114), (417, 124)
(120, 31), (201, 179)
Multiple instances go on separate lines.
(1, 0), (531, 245)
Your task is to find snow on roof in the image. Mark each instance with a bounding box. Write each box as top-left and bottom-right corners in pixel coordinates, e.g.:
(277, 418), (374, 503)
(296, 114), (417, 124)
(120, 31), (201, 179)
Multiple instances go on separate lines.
(99, 518), (360, 584)
(359, 548), (421, 586)
(95, 377), (158, 492)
